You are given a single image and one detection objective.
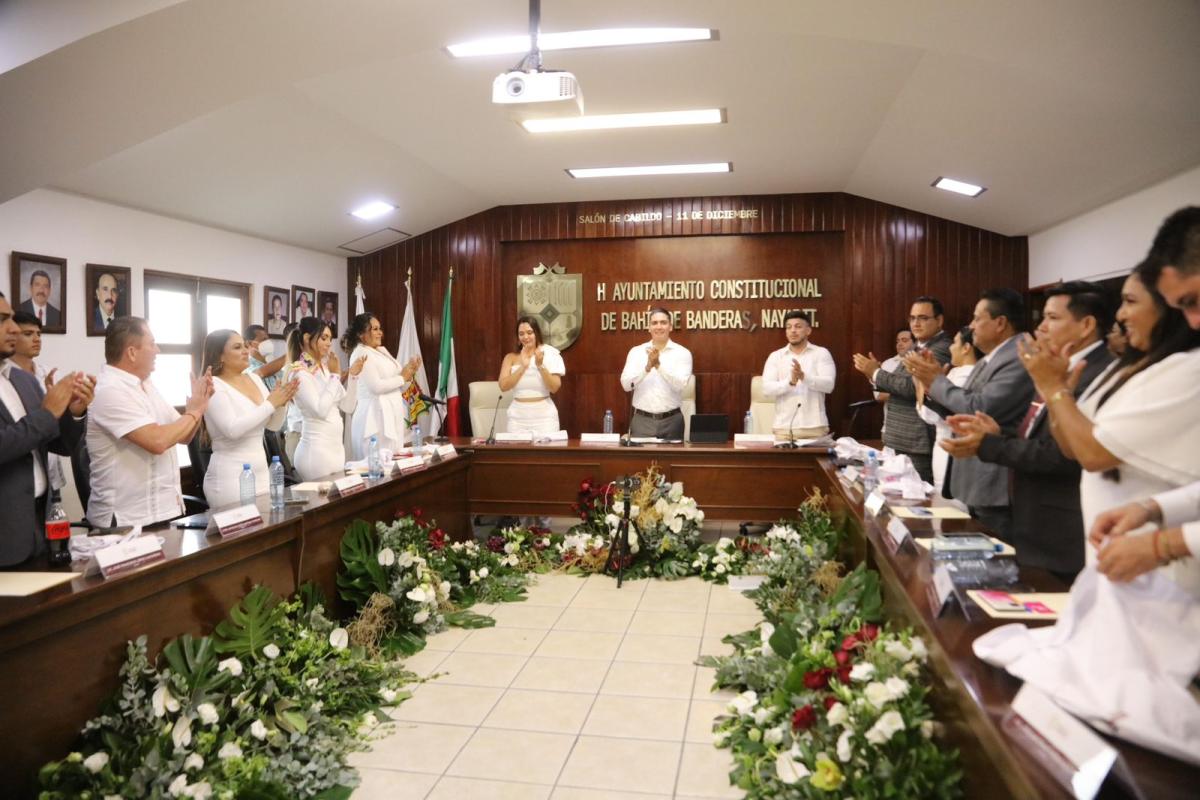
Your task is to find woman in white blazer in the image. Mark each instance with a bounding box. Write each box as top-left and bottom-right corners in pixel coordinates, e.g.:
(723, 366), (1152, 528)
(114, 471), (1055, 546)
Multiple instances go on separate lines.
(286, 317), (365, 481)
(199, 330), (298, 508)
(343, 313), (421, 459)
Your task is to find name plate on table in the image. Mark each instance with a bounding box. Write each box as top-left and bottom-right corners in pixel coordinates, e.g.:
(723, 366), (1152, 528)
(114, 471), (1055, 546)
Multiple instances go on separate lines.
(864, 491), (886, 516)
(885, 517), (910, 553)
(331, 474), (367, 496)
(842, 466), (860, 483)
(580, 433), (621, 445)
(211, 504), (263, 538)
(494, 431), (534, 443)
(733, 433), (775, 447)
(435, 444), (457, 459)
(94, 536), (165, 579)
(927, 564), (957, 616)
(1008, 684), (1118, 800)
(392, 455), (427, 475)
(535, 430), (569, 443)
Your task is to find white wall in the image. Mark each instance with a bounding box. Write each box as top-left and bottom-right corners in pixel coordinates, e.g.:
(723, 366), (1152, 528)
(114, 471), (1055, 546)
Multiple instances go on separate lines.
(1029, 164), (1200, 286)
(1, 188), (346, 517)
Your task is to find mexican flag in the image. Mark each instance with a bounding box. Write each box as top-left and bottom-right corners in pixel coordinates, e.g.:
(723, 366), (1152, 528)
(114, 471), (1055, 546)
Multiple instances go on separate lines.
(434, 273), (460, 436)
(397, 277), (430, 431)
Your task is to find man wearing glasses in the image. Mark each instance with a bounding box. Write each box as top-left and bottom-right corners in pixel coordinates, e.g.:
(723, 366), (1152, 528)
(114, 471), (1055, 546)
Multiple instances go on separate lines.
(852, 296), (951, 483)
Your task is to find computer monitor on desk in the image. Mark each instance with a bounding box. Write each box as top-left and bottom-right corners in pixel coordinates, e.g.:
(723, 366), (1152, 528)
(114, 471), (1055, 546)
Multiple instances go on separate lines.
(689, 414), (729, 444)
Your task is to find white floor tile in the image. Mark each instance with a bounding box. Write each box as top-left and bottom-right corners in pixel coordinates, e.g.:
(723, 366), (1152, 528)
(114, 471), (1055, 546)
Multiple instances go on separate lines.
(428, 776), (552, 800)
(550, 788), (670, 800)
(558, 737), (681, 795)
(512, 656), (613, 694)
(458, 626), (548, 656)
(553, 606), (634, 633)
(535, 629), (624, 660)
(614, 633), (702, 664)
(350, 720), (474, 773)
(351, 768), (439, 799)
(447, 727), (576, 785)
(390, 683), (504, 726)
(489, 603), (566, 629)
(675, 742), (741, 798)
(685, 699), (730, 743)
(702, 613), (760, 640)
(581, 695), (689, 741)
(434, 651), (528, 688)
(424, 627), (473, 651)
(482, 688), (595, 734)
(599, 661), (697, 700)
(627, 610), (706, 637)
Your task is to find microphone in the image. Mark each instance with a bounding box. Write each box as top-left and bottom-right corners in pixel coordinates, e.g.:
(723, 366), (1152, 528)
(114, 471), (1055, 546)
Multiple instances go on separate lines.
(485, 395), (504, 445)
(775, 393), (802, 449)
(620, 380), (642, 447)
(418, 392), (447, 406)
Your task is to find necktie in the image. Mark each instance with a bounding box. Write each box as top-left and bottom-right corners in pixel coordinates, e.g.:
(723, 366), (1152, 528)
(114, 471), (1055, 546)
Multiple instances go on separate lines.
(1016, 395), (1046, 439)
(105, 316), (111, 329)
(38, 308), (44, 324)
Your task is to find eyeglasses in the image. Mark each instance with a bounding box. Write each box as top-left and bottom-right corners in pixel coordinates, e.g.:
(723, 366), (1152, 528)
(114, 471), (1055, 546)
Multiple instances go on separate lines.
(908, 315), (935, 322)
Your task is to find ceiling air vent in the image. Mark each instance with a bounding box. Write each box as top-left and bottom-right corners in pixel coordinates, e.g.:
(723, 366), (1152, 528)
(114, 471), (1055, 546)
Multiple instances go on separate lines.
(337, 227), (411, 255)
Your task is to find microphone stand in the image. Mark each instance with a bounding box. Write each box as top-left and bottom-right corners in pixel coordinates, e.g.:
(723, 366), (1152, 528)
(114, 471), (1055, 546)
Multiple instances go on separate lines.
(775, 401), (802, 449)
(485, 394), (504, 445)
(620, 380), (643, 447)
(418, 393), (450, 444)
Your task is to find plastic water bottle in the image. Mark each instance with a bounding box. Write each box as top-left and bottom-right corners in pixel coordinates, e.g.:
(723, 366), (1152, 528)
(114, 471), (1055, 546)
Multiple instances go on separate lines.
(269, 456), (285, 510)
(411, 421), (423, 455)
(862, 450), (879, 494)
(368, 435), (383, 479)
(239, 463), (255, 506)
(743, 409), (754, 434)
(603, 409), (614, 434)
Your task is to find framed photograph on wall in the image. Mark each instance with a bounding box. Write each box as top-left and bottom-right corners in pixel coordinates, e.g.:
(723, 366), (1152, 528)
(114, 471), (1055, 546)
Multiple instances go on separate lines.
(10, 251), (67, 334)
(264, 285), (290, 338)
(292, 284), (315, 324)
(85, 263), (132, 336)
(316, 290), (338, 339)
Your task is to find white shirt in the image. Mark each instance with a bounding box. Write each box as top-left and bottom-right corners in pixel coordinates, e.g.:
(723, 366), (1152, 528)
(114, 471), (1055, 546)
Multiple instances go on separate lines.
(87, 364), (184, 527)
(620, 339), (693, 414)
(0, 360), (48, 497)
(760, 343), (836, 430)
(1155, 482), (1200, 560)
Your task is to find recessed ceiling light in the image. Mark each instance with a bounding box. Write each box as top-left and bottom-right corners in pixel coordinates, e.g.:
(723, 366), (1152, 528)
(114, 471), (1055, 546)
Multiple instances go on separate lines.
(567, 162), (731, 179)
(448, 28), (715, 58)
(522, 108), (724, 133)
(349, 201), (396, 220)
(932, 177), (986, 197)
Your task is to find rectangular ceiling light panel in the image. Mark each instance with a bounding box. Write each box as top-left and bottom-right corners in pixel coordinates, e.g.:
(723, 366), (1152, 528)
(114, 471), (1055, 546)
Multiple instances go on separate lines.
(522, 108), (724, 133)
(567, 162), (731, 179)
(448, 28), (715, 57)
(932, 177), (986, 197)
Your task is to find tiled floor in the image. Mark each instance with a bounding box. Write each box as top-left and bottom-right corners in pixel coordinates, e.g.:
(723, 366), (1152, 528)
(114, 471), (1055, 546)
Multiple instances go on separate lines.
(350, 572), (757, 799)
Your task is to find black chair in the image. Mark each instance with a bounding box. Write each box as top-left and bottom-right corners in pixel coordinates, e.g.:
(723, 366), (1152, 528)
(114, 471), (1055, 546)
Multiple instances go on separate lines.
(263, 429), (299, 486)
(845, 399), (878, 440)
(69, 434), (207, 527)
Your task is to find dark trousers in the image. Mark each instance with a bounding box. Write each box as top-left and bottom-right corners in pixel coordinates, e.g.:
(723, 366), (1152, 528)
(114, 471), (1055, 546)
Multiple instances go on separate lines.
(629, 408), (684, 440)
(907, 452), (934, 485)
(969, 504), (1013, 544)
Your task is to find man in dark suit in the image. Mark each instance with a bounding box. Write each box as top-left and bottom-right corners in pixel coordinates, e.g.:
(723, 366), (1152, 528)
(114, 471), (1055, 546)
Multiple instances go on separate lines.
(909, 288), (1036, 542)
(853, 296), (952, 482)
(18, 269), (62, 328)
(942, 282), (1115, 582)
(0, 291), (92, 567)
(92, 271), (121, 332)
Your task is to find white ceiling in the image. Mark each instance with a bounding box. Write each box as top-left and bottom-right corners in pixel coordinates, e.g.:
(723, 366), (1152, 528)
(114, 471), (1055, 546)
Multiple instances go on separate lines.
(1, 0), (1197, 255)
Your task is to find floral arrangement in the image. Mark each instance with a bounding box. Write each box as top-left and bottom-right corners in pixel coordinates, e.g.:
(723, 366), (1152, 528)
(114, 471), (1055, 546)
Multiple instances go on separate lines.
(699, 495), (962, 798)
(38, 586), (413, 800)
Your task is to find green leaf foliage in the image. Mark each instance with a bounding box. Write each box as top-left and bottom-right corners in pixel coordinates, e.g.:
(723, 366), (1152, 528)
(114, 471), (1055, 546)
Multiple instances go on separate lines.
(443, 610), (496, 629)
(337, 520), (389, 609)
(213, 585), (289, 658)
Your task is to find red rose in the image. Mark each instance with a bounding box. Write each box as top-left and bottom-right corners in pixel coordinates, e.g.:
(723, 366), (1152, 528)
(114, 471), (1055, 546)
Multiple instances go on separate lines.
(428, 528), (447, 551)
(859, 623), (880, 642)
(792, 705), (816, 731)
(486, 535), (505, 553)
(580, 479), (593, 494)
(803, 668), (832, 691)
(834, 650), (852, 667)
(823, 696), (839, 711)
(395, 507), (407, 519)
(836, 666), (852, 684)
(840, 634), (860, 652)
(412, 507), (423, 519)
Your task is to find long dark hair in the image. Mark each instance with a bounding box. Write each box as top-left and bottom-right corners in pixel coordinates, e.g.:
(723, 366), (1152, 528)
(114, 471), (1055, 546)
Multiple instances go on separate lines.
(513, 315), (544, 353)
(341, 313), (375, 354)
(287, 316), (329, 364)
(197, 329), (239, 447)
(1093, 261), (1200, 409)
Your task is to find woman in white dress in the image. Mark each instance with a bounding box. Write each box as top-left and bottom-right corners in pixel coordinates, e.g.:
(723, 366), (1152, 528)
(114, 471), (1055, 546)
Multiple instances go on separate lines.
(199, 330), (298, 509)
(286, 317), (366, 481)
(343, 313), (422, 459)
(497, 316), (564, 434)
(1020, 262), (1200, 593)
(915, 326), (979, 497)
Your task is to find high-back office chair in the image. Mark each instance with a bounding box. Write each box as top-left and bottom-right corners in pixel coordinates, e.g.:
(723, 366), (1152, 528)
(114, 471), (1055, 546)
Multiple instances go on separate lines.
(845, 399), (878, 440)
(748, 376), (774, 434)
(680, 375), (696, 441)
(468, 381), (514, 437)
(263, 429), (299, 485)
(70, 435), (207, 527)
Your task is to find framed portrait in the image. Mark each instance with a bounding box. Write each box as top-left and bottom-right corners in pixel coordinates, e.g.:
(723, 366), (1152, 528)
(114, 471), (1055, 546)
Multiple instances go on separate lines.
(264, 285), (290, 339)
(316, 290), (339, 338)
(10, 251), (67, 334)
(291, 284), (315, 324)
(84, 263), (131, 337)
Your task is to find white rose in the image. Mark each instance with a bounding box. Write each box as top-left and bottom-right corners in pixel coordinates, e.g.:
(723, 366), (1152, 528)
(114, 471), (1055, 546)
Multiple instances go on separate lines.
(217, 657), (243, 677)
(695, 510), (705, 523)
(152, 685), (180, 718)
(479, 567), (489, 579)
(380, 688), (398, 703)
(168, 774), (189, 797)
(713, 730), (729, 748)
(866, 710), (905, 745)
(727, 689), (758, 718)
(186, 781), (213, 800)
(759, 622), (776, 656)
(440, 580), (451, 596)
(413, 609), (430, 624)
(217, 742), (243, 760)
(469, 569), (480, 584)
(196, 702), (219, 726)
(753, 706), (773, 726)
(884, 640), (912, 662)
(764, 726), (784, 745)
(775, 749), (810, 785)
(377, 547), (396, 566)
(171, 716), (193, 749)
(837, 729), (854, 762)
(328, 628), (349, 650)
(83, 751), (109, 773)
(669, 482), (684, 501)
(715, 563), (727, 574)
(910, 637), (928, 661)
(184, 752), (204, 771)
(884, 676), (909, 700)
(826, 701), (849, 727)
(250, 719), (269, 740)
(262, 643), (280, 660)
(504, 541), (518, 554)
(864, 681), (892, 709)
(849, 662), (875, 682)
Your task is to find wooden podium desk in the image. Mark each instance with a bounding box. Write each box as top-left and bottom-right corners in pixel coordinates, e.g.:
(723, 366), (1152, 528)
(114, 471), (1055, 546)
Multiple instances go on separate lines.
(815, 459), (1200, 800)
(457, 437), (831, 521)
(0, 455), (468, 799)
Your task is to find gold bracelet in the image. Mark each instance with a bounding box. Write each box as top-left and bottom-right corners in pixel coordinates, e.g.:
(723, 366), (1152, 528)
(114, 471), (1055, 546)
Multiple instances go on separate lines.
(1047, 388), (1072, 404)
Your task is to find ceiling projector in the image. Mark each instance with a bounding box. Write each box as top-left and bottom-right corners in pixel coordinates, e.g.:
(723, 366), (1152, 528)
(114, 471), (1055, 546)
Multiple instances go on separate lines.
(492, 70), (584, 117)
